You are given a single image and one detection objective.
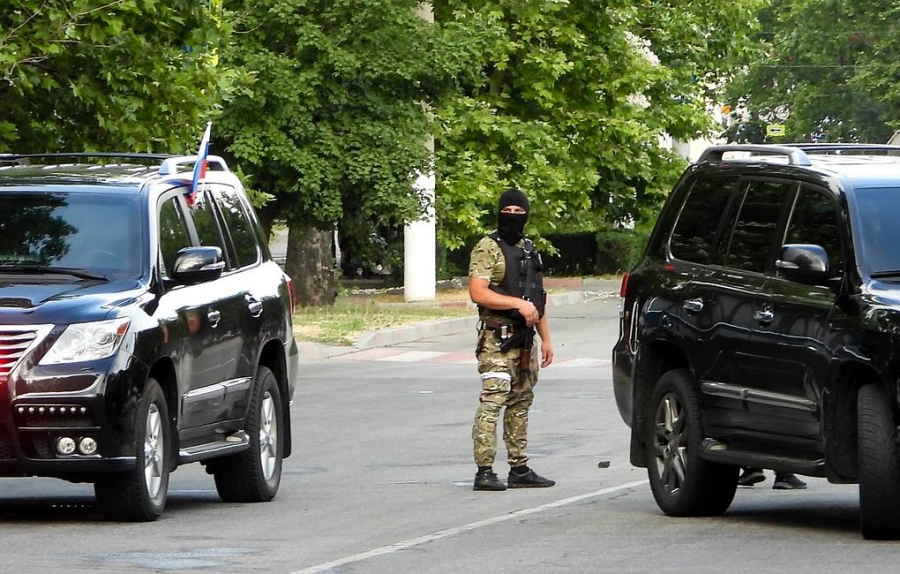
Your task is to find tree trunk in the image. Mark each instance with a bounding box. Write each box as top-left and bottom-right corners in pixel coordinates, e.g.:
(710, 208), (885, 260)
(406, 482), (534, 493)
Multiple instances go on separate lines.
(285, 225), (337, 308)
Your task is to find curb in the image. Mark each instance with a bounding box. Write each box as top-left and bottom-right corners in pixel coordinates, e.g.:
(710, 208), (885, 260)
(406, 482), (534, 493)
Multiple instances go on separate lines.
(298, 289), (617, 361)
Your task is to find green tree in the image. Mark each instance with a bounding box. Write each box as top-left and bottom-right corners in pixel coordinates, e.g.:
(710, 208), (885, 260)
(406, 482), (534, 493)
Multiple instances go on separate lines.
(723, 0), (898, 144)
(0, 0), (230, 152)
(434, 0), (766, 251)
(216, 0), (481, 306)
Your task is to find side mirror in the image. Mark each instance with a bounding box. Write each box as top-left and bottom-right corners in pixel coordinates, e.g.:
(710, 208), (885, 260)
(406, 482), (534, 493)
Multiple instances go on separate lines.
(776, 244), (829, 284)
(171, 246), (225, 284)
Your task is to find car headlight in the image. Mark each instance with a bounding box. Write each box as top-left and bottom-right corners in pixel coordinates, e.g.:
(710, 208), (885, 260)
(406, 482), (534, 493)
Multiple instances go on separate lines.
(40, 318), (131, 365)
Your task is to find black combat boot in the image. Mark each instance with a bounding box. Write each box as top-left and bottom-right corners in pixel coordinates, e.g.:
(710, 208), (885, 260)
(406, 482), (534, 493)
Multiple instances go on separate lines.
(508, 466), (555, 488)
(473, 467), (507, 491)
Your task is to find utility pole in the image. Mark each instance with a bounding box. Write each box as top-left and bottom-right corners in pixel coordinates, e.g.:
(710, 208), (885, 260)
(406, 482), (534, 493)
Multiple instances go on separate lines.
(404, 3), (436, 302)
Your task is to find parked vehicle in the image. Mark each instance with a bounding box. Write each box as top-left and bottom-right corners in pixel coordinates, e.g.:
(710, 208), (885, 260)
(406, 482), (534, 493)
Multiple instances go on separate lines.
(0, 153), (299, 521)
(613, 143), (900, 539)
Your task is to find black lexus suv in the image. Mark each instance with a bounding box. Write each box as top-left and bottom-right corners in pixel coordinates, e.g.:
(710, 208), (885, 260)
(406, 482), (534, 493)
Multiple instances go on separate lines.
(0, 153), (299, 521)
(613, 143), (900, 539)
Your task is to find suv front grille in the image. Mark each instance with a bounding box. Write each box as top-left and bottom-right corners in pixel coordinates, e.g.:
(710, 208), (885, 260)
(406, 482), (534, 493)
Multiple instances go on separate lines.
(0, 325), (51, 383)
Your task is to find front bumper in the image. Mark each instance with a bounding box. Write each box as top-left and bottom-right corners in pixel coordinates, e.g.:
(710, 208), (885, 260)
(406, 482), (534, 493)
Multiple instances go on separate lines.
(0, 357), (142, 478)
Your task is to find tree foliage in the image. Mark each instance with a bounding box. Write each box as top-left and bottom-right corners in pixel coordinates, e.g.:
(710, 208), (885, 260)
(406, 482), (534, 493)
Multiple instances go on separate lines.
(434, 0), (767, 251)
(215, 0), (491, 304)
(0, 0), (230, 153)
(723, 0), (900, 144)
(216, 0), (465, 232)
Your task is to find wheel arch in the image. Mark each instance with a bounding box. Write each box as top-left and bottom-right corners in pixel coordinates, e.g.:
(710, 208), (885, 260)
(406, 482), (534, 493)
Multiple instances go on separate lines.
(258, 339), (292, 458)
(148, 357), (179, 469)
(824, 360), (887, 482)
(629, 338), (691, 467)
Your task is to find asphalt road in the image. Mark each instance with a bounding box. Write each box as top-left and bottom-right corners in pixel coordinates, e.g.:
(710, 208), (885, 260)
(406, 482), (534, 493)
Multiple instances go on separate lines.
(1, 296), (897, 573)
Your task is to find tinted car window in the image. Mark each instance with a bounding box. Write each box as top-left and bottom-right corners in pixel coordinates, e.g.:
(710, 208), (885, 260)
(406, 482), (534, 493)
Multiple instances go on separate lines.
(187, 190), (227, 255)
(851, 187), (900, 275)
(0, 192), (142, 279)
(725, 181), (791, 273)
(669, 176), (737, 263)
(785, 187), (843, 277)
(214, 187), (259, 269)
(158, 197), (192, 277)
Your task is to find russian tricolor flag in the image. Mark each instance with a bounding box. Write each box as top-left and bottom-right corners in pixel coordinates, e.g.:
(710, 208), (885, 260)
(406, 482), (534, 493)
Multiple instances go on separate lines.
(187, 122), (212, 204)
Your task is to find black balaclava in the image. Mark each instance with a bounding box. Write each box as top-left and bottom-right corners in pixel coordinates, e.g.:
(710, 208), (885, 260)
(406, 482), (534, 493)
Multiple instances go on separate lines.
(497, 187), (529, 244)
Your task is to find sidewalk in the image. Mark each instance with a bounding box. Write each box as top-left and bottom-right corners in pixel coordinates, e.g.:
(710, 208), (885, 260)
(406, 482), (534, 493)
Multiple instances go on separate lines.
(297, 277), (621, 361)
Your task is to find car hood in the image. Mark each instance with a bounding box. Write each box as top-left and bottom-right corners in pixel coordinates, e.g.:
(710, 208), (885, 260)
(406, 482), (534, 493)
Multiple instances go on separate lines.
(0, 279), (146, 323)
(866, 280), (900, 307)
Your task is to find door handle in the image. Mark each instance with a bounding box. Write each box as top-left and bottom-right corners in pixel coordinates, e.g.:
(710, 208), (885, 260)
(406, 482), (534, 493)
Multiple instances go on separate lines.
(207, 309), (221, 328)
(248, 300), (263, 317)
(682, 299), (704, 313)
(753, 309), (774, 324)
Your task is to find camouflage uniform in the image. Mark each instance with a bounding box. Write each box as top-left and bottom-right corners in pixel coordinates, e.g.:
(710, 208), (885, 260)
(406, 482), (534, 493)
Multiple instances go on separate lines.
(469, 236), (540, 468)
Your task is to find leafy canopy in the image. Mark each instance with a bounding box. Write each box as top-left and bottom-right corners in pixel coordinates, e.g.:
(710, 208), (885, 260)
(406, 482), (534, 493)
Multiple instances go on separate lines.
(434, 0), (767, 251)
(217, 0), (473, 233)
(724, 0), (900, 144)
(0, 0), (231, 153)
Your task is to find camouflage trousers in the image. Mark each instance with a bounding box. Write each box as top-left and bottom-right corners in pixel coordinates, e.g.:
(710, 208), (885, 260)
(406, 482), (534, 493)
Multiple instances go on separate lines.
(472, 328), (539, 468)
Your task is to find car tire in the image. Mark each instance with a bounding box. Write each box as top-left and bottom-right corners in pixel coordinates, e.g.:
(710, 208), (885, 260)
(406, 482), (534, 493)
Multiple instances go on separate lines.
(94, 378), (169, 521)
(213, 366), (283, 503)
(645, 368), (737, 516)
(858, 383), (900, 539)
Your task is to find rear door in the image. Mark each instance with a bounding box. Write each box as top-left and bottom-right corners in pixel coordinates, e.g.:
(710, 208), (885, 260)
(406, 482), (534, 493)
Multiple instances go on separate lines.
(207, 184), (269, 421)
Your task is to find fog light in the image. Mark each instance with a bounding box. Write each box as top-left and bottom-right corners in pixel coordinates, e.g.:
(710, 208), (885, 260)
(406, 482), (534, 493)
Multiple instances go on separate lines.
(78, 437), (98, 455)
(57, 437), (76, 455)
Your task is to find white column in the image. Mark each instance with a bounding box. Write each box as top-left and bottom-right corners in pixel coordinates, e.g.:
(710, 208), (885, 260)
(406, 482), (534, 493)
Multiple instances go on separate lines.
(404, 3), (436, 302)
(404, 171), (436, 301)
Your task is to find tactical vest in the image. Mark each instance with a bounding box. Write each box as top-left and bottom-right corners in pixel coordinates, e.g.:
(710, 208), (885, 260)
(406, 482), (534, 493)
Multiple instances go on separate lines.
(479, 232), (545, 322)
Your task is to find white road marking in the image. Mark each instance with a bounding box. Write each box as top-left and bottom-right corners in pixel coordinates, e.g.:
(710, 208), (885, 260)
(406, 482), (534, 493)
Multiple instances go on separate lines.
(291, 479), (648, 574)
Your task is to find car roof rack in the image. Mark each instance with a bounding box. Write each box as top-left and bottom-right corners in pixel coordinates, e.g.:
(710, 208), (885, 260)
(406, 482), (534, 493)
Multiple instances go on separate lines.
(0, 152), (231, 176)
(697, 145), (812, 166)
(158, 155), (230, 175)
(0, 152), (171, 166)
(781, 143), (900, 155)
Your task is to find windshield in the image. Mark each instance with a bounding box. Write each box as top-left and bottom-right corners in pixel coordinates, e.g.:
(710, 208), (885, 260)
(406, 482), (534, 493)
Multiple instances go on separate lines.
(0, 191), (143, 280)
(852, 187), (900, 276)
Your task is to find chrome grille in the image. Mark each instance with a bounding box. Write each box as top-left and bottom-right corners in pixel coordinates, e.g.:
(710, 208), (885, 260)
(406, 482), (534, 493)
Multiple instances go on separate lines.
(0, 325), (52, 383)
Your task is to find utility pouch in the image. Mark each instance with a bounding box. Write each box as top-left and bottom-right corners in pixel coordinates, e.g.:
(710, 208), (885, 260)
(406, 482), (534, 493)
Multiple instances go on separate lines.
(499, 330), (526, 353)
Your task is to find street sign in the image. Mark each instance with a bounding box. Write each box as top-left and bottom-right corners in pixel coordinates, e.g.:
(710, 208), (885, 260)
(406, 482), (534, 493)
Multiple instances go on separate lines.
(766, 124), (786, 137)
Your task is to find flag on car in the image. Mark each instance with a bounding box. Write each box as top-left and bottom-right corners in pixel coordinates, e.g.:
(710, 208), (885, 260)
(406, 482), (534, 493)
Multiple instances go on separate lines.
(186, 122), (212, 205)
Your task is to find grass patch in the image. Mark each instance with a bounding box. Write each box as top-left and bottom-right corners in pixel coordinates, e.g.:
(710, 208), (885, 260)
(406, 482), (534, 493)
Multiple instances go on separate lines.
(293, 296), (474, 346)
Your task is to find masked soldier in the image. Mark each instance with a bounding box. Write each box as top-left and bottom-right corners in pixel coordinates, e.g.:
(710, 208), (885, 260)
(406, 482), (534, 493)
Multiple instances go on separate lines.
(468, 187), (555, 491)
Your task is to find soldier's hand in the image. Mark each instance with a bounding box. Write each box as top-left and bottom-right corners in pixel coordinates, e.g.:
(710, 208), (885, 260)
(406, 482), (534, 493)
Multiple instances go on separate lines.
(517, 300), (539, 326)
(541, 339), (554, 368)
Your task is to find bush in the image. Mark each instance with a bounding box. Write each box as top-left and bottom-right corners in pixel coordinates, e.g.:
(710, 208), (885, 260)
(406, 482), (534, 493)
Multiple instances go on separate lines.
(440, 228), (651, 278)
(594, 228), (650, 275)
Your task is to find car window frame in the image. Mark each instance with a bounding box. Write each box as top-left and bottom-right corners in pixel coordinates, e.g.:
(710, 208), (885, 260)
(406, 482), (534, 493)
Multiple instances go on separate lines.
(665, 173), (742, 265)
(154, 190), (195, 283)
(780, 183), (846, 281)
(179, 185), (236, 271)
(719, 176), (798, 276)
(208, 184), (262, 271)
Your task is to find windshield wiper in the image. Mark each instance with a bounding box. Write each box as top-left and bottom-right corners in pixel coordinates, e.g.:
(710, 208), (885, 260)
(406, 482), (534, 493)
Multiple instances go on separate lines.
(0, 263), (108, 281)
(871, 270), (900, 279)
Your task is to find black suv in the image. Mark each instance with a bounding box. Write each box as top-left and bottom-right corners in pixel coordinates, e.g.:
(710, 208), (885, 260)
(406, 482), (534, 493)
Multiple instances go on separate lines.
(0, 153), (299, 521)
(613, 143), (900, 539)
